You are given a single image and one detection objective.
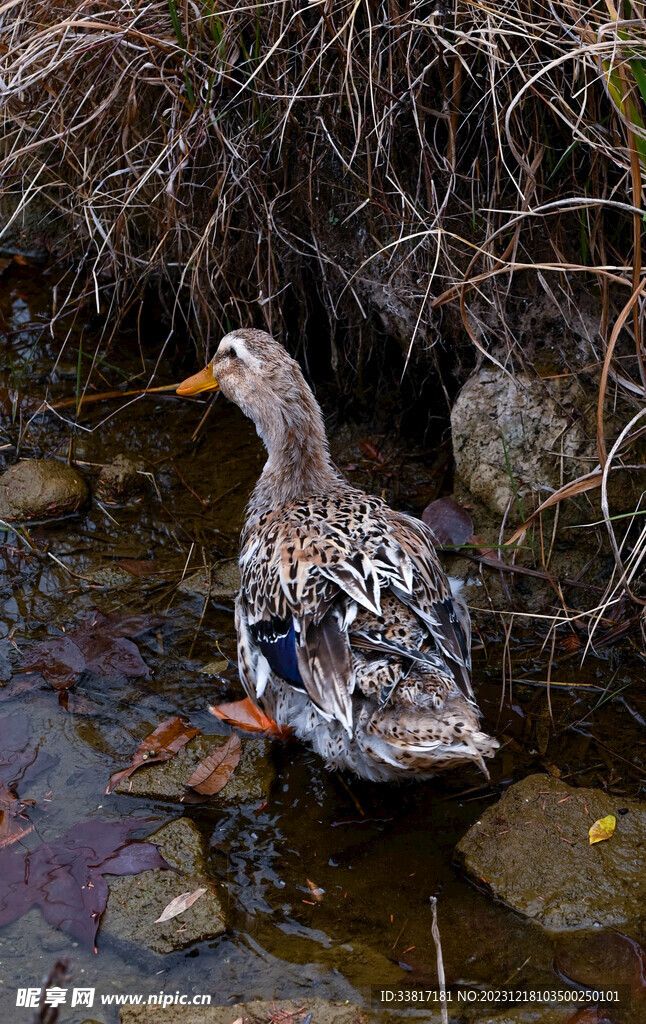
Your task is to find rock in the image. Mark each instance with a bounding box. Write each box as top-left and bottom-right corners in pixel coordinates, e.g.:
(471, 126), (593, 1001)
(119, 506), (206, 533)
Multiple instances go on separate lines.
(455, 773), (646, 930)
(96, 454), (146, 504)
(178, 559), (241, 601)
(114, 734), (275, 804)
(146, 817), (209, 876)
(101, 818), (226, 955)
(451, 368), (591, 519)
(554, 929), (646, 1002)
(0, 459), (89, 521)
(79, 564), (139, 588)
(460, 1011), (573, 1024)
(120, 997), (373, 1024)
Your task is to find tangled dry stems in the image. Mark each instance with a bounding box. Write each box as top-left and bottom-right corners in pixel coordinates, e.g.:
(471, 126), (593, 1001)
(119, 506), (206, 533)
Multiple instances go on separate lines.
(2, 0), (646, 644)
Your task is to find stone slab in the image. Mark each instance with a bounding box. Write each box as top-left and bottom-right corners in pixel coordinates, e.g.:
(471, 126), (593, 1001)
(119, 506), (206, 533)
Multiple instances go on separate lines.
(456, 773), (646, 930)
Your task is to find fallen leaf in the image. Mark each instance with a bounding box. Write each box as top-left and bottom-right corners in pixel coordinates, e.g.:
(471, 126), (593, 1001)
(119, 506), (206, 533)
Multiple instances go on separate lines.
(20, 635), (87, 689)
(305, 878), (325, 902)
(421, 497), (474, 547)
(186, 733), (242, 795)
(19, 611), (163, 690)
(34, 961), (71, 1023)
(0, 786), (35, 849)
(0, 819), (168, 948)
(106, 716), (200, 793)
(358, 439), (385, 463)
(209, 697), (292, 738)
(589, 814), (616, 844)
(155, 887), (207, 923)
(116, 559), (166, 577)
(0, 713), (57, 847)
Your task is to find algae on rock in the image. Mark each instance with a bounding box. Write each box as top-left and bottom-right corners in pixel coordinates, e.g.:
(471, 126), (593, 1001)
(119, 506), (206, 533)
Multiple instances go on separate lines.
(456, 773), (646, 931)
(101, 818), (226, 955)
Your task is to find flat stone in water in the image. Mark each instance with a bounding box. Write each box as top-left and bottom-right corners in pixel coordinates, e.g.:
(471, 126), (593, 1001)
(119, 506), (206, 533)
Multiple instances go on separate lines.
(120, 997), (375, 1024)
(455, 773), (646, 930)
(114, 734), (275, 804)
(96, 453), (146, 504)
(178, 559), (241, 602)
(102, 818), (226, 955)
(0, 459), (89, 521)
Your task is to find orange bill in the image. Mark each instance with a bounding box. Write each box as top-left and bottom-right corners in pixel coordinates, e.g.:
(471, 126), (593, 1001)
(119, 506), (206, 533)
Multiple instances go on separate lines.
(176, 362), (219, 396)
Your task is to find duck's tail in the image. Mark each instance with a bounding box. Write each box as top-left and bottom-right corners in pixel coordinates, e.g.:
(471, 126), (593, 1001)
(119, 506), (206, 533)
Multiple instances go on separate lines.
(360, 697), (499, 779)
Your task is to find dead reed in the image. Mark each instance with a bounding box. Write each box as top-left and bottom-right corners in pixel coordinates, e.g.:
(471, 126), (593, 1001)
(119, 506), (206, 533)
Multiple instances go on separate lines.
(2, 0), (646, 646)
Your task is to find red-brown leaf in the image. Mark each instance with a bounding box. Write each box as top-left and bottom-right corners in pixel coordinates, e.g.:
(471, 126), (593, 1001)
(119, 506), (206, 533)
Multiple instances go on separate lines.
(208, 697), (292, 738)
(0, 819), (168, 948)
(19, 611), (162, 690)
(186, 733), (242, 795)
(116, 559), (165, 577)
(0, 783), (34, 849)
(421, 497), (474, 547)
(106, 716), (200, 793)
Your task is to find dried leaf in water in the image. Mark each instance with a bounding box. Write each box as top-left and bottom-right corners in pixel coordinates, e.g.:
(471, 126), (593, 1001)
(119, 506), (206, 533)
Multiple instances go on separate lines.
(421, 497), (474, 547)
(0, 714), (56, 847)
(0, 784), (34, 849)
(305, 878), (325, 902)
(20, 635), (87, 690)
(18, 610), (162, 690)
(106, 716), (200, 793)
(589, 814), (616, 845)
(0, 820), (168, 948)
(116, 559), (165, 578)
(155, 887), (207, 923)
(209, 697), (292, 738)
(186, 733), (242, 795)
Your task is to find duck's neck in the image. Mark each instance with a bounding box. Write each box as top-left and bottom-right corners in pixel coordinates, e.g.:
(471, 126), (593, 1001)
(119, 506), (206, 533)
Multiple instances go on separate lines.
(247, 388), (341, 516)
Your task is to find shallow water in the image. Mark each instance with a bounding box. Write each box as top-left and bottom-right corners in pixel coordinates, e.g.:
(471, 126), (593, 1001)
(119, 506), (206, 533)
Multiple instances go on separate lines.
(1, 265), (645, 1023)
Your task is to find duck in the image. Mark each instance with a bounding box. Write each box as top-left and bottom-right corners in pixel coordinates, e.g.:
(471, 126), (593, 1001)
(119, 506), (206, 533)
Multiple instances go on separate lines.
(176, 328), (498, 782)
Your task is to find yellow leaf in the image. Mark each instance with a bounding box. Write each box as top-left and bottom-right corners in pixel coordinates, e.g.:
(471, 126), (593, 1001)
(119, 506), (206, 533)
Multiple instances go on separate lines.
(589, 814), (616, 845)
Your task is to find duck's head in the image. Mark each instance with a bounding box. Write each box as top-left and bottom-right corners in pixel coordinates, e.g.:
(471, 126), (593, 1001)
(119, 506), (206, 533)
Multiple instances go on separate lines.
(176, 328), (326, 454)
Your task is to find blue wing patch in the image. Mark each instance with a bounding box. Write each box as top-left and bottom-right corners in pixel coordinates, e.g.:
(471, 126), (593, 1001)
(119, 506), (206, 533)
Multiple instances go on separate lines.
(249, 617), (304, 689)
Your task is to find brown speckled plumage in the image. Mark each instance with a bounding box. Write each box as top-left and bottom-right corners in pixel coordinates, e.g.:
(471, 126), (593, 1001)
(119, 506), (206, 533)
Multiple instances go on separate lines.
(179, 329), (498, 781)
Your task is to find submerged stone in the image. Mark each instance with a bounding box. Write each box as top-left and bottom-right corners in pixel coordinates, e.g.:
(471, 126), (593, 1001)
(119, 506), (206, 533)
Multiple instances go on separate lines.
(114, 734), (275, 804)
(178, 559), (241, 601)
(0, 459), (89, 521)
(102, 818), (226, 955)
(118, 997), (577, 1024)
(96, 453), (146, 504)
(120, 997), (375, 1024)
(456, 773), (646, 930)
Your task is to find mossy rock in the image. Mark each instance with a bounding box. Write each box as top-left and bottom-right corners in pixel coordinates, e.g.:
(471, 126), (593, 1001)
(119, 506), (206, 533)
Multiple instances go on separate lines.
(96, 453), (147, 504)
(178, 559), (241, 602)
(456, 773), (646, 930)
(102, 818), (226, 955)
(0, 459), (89, 521)
(114, 734), (275, 805)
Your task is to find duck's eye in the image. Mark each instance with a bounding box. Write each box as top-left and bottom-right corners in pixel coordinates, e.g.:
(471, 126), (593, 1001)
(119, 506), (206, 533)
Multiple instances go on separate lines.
(226, 347), (238, 359)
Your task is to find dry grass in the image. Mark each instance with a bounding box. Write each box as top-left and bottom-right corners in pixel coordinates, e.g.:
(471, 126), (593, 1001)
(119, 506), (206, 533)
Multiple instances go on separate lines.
(0, 3), (641, 351)
(2, 0), (646, 644)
